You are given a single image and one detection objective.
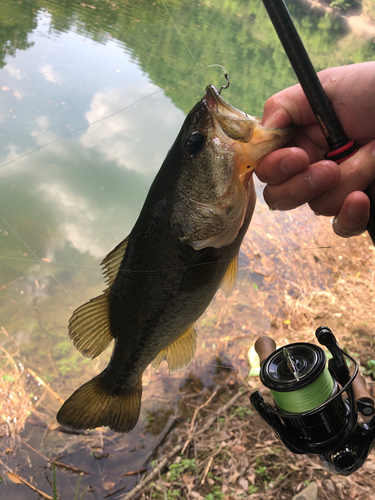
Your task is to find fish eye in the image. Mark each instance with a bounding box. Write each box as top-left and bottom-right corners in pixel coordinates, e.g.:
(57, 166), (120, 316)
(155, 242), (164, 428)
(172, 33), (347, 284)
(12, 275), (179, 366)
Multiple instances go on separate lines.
(186, 132), (205, 155)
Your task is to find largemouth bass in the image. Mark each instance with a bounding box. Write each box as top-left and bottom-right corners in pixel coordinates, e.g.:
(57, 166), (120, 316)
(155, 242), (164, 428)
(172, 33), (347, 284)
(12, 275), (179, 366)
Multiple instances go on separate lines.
(57, 86), (295, 432)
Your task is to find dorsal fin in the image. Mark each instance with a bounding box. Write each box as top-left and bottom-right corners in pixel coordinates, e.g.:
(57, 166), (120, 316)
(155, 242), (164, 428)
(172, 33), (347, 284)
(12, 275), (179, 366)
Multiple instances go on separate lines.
(152, 325), (196, 374)
(69, 291), (113, 359)
(101, 236), (129, 287)
(220, 254), (238, 298)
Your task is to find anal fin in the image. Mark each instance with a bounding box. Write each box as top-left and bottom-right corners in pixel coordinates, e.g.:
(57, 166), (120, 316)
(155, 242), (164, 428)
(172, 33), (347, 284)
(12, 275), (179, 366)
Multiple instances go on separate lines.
(220, 254), (238, 298)
(152, 325), (196, 374)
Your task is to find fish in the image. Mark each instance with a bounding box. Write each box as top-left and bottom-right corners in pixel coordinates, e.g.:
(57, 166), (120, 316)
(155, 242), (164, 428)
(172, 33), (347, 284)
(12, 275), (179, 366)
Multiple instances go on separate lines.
(56, 85), (295, 433)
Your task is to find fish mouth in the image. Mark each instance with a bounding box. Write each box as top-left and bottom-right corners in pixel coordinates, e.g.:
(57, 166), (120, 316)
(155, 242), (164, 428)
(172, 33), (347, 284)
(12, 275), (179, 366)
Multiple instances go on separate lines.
(204, 85), (249, 120)
(204, 85), (296, 176)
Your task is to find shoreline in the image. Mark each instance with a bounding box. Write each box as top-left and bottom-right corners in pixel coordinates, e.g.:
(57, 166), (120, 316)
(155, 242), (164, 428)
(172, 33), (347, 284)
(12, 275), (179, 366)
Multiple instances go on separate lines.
(298, 0), (375, 39)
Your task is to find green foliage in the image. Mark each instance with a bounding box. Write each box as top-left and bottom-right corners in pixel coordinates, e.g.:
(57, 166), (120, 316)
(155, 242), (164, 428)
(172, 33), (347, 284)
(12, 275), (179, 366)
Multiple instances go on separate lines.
(362, 359), (375, 379)
(204, 485), (224, 500)
(166, 491), (181, 500)
(168, 458), (197, 481)
(329, 0), (359, 10)
(52, 463), (86, 500)
(255, 465), (269, 479)
(255, 461), (271, 489)
(248, 485), (259, 495)
(363, 0), (375, 19)
(230, 405), (253, 419)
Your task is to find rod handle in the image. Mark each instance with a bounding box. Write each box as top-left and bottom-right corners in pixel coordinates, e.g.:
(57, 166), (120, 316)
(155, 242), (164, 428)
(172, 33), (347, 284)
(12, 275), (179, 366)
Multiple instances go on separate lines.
(255, 336), (277, 366)
(352, 372), (374, 406)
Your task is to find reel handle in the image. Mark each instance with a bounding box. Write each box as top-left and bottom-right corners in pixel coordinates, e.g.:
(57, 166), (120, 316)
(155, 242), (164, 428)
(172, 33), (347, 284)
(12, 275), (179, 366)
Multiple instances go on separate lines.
(352, 372), (374, 408)
(255, 336), (277, 366)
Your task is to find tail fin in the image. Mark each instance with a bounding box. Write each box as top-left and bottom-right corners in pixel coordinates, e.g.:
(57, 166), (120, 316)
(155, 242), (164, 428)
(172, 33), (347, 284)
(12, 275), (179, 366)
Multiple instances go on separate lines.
(57, 376), (142, 433)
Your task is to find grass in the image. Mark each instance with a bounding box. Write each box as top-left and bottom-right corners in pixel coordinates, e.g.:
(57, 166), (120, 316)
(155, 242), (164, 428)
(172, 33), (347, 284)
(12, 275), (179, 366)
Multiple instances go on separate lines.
(52, 463), (86, 500)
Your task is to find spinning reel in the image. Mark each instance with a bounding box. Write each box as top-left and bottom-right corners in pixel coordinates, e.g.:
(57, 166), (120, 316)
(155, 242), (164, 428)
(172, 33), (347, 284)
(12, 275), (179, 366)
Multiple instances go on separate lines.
(250, 327), (375, 476)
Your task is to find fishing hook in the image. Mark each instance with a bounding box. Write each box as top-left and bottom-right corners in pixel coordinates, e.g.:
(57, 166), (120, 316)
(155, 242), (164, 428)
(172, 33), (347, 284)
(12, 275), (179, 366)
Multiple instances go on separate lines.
(218, 72), (230, 94)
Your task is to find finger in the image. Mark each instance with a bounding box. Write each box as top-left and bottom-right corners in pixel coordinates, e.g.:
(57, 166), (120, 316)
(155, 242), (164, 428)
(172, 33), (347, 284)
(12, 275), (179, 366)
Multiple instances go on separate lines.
(309, 140), (375, 216)
(332, 191), (370, 238)
(262, 160), (341, 211)
(261, 83), (316, 129)
(256, 148), (309, 185)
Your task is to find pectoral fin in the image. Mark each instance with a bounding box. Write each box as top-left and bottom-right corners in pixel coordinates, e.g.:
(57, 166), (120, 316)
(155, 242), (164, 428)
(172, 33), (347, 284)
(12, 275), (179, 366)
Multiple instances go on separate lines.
(220, 254), (238, 298)
(152, 325), (197, 374)
(69, 291), (113, 359)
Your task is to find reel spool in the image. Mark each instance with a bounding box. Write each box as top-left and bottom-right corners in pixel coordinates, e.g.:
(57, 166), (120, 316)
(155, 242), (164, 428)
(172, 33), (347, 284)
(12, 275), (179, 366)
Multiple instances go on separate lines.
(250, 327), (375, 476)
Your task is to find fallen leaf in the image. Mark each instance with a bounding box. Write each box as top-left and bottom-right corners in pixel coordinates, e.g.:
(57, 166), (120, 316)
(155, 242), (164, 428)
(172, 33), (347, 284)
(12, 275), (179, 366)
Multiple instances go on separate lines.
(103, 481), (116, 491)
(6, 472), (23, 484)
(232, 444), (246, 454)
(229, 471), (240, 484)
(247, 473), (256, 484)
(238, 478), (248, 491)
(191, 493), (204, 500)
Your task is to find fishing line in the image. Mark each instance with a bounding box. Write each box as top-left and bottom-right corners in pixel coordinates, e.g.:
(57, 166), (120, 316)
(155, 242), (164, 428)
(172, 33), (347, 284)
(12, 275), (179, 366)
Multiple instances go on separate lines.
(270, 364), (334, 413)
(257, 173), (375, 337)
(271, 210), (324, 318)
(0, 65), (228, 170)
(0, 255), (100, 269)
(159, 0), (228, 107)
(160, 0), (209, 89)
(0, 6), (368, 320)
(0, 215), (78, 305)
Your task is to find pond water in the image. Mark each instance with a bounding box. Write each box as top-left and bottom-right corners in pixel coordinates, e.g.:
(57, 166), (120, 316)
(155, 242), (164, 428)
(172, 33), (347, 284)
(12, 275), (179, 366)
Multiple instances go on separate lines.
(0, 0), (374, 498)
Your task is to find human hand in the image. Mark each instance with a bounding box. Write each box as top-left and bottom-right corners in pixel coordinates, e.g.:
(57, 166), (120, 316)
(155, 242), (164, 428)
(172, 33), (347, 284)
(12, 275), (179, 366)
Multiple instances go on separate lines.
(256, 62), (375, 237)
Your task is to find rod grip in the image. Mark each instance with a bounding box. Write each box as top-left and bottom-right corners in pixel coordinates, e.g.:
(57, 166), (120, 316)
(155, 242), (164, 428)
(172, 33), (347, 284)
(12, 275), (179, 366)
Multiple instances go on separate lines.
(255, 336), (277, 366)
(352, 372), (374, 405)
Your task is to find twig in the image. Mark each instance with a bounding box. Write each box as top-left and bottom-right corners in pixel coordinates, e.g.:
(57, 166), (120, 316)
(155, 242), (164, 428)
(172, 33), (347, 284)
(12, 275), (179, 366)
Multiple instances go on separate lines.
(53, 460), (89, 475)
(120, 444), (182, 500)
(0, 326), (10, 337)
(0, 459), (54, 500)
(182, 386), (221, 453)
(0, 276), (23, 291)
(27, 368), (65, 405)
(121, 468), (148, 477)
(120, 388), (248, 500)
(201, 455), (214, 485)
(200, 442), (224, 485)
(193, 388), (248, 437)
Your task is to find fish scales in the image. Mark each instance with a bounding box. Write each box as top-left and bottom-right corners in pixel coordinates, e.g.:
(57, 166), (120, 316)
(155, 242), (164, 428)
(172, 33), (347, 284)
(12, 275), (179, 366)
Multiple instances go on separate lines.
(57, 85), (295, 432)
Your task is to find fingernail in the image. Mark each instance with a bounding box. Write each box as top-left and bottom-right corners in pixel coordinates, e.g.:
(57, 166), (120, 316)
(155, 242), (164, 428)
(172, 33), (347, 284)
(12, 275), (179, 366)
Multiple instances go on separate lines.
(306, 166), (337, 189)
(332, 217), (352, 238)
(280, 155), (306, 174)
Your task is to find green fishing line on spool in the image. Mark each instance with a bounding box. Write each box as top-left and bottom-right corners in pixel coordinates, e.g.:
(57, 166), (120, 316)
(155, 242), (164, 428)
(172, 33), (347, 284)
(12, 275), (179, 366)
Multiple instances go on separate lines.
(271, 364), (334, 413)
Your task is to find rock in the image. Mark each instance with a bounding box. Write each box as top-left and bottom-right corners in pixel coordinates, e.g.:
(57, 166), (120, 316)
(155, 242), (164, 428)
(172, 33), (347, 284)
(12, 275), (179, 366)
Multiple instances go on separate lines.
(293, 481), (318, 500)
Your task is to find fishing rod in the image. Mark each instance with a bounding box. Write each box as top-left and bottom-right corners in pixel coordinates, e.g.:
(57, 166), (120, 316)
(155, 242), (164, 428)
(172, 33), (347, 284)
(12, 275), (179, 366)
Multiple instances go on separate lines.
(249, 0), (375, 477)
(261, 0), (375, 244)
